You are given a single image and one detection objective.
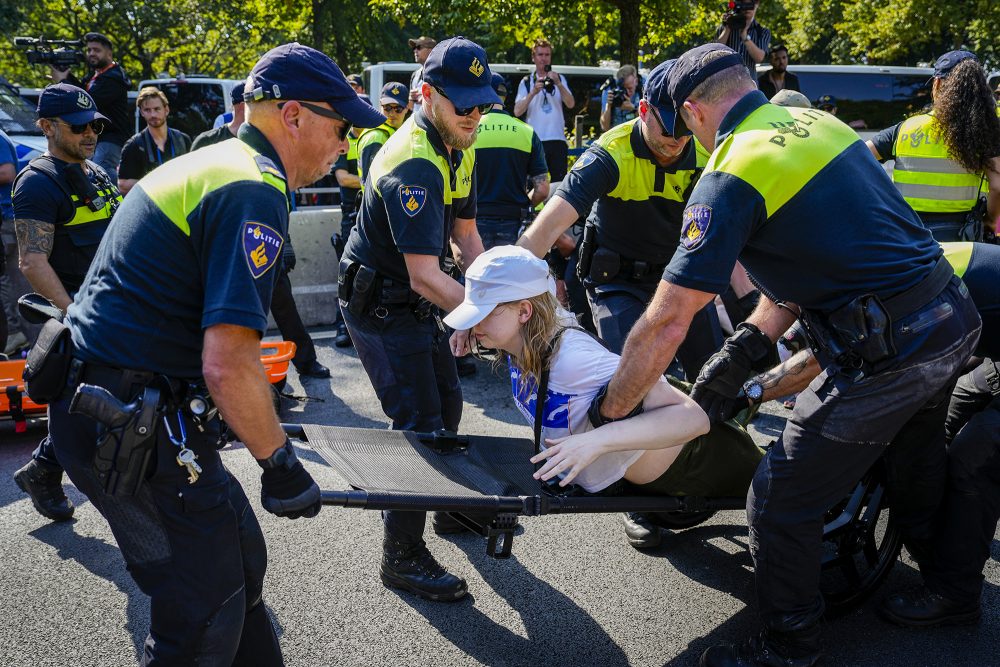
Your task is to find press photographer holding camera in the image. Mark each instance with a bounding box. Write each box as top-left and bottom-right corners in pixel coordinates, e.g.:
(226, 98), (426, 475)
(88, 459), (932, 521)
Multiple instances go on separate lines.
(715, 0), (770, 73)
(599, 65), (642, 132)
(48, 32), (131, 184)
(514, 38), (575, 181)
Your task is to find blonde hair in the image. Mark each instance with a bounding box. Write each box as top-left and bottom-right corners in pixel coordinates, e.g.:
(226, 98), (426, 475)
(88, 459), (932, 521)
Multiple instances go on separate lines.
(475, 291), (564, 395)
(532, 38), (553, 54)
(136, 86), (168, 109)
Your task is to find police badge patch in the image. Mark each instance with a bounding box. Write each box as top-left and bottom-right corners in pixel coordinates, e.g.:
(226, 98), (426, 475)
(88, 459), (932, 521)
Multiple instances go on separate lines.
(572, 152), (597, 172)
(399, 185), (427, 217)
(681, 205), (712, 250)
(242, 222), (284, 279)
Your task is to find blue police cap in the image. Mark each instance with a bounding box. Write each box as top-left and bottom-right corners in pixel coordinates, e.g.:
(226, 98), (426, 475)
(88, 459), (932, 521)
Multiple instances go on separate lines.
(490, 73), (508, 101)
(244, 43), (385, 128)
(230, 80), (246, 105)
(379, 82), (409, 107)
(644, 59), (680, 134)
(815, 94), (837, 109)
(666, 43), (744, 136)
(933, 50), (977, 78)
(36, 83), (109, 125)
(421, 37), (500, 110)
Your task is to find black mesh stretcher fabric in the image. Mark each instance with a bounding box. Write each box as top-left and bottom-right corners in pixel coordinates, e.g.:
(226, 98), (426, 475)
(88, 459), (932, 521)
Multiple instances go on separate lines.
(302, 425), (543, 498)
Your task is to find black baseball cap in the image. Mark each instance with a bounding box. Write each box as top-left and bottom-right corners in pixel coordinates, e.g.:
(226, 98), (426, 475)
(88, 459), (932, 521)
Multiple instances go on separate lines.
(666, 43), (744, 136)
(933, 50), (977, 78)
(230, 80), (246, 105)
(37, 83), (109, 125)
(421, 37), (500, 110)
(244, 43), (385, 128)
(83, 32), (112, 49)
(643, 59), (680, 133)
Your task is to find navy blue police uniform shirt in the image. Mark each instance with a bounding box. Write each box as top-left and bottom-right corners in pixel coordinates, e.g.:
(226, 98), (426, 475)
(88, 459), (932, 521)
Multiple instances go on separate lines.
(12, 158), (114, 293)
(556, 120), (699, 261)
(66, 124), (291, 378)
(662, 90), (941, 313)
(869, 123), (902, 161)
(343, 107), (477, 284)
(475, 109), (547, 219)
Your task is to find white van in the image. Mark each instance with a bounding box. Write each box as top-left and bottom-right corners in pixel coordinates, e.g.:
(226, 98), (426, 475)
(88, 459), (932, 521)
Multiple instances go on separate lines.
(135, 76), (243, 137)
(362, 62), (616, 150)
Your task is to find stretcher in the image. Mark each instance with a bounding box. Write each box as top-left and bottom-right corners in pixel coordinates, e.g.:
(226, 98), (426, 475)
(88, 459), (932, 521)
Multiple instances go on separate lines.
(0, 340), (297, 431)
(287, 423), (902, 616)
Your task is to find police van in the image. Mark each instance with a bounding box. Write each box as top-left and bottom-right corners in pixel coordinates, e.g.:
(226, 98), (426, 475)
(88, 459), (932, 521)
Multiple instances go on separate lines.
(135, 76), (242, 138)
(754, 64), (935, 140)
(363, 62), (616, 151)
(0, 79), (49, 169)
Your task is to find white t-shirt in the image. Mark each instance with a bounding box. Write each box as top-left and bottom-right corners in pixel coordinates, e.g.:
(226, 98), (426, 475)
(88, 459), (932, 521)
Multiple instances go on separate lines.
(510, 327), (647, 492)
(515, 73), (569, 142)
(410, 67), (424, 110)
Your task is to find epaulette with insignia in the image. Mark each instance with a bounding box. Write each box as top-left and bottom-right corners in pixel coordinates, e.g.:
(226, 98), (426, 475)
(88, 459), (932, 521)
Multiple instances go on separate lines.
(254, 154), (286, 181)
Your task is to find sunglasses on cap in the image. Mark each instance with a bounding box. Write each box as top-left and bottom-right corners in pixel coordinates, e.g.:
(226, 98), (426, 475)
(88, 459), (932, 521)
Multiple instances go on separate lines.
(433, 87), (492, 117)
(382, 104), (406, 114)
(277, 100), (353, 140)
(52, 118), (105, 135)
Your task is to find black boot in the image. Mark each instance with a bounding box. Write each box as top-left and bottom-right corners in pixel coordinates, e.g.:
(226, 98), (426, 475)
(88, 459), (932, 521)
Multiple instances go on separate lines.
(622, 512), (662, 549)
(701, 625), (821, 667)
(14, 458), (75, 522)
(334, 321), (352, 348)
(880, 586), (981, 627)
(380, 536), (468, 602)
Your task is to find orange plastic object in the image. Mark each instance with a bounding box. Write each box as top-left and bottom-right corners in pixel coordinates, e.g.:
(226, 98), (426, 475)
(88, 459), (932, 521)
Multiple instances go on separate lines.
(260, 340), (297, 386)
(1, 358), (47, 422)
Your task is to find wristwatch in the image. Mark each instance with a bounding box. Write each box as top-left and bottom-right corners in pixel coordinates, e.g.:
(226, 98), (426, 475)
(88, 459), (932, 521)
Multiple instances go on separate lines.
(742, 379), (764, 406)
(256, 439), (297, 470)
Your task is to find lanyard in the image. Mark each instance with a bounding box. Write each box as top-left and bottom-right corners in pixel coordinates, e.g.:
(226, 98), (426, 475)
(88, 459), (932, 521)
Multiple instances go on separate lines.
(86, 62), (116, 91)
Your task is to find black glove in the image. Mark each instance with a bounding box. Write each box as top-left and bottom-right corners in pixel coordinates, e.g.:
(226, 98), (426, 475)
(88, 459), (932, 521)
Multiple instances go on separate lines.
(257, 440), (321, 519)
(691, 323), (772, 423)
(970, 358), (1000, 397)
(587, 382), (643, 428)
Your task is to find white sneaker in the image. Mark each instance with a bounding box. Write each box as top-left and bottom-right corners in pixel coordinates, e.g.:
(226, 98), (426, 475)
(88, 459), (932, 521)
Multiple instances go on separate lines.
(3, 330), (28, 356)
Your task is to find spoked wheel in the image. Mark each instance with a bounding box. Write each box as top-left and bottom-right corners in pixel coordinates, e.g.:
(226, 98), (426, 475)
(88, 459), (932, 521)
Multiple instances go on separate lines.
(647, 510), (718, 530)
(820, 457), (902, 616)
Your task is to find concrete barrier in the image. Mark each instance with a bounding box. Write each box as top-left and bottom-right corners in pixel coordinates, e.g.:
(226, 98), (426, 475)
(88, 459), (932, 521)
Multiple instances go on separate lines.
(267, 208), (342, 329)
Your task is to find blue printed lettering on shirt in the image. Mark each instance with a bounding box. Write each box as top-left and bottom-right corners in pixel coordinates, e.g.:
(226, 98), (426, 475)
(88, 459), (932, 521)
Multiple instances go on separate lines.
(510, 366), (572, 428)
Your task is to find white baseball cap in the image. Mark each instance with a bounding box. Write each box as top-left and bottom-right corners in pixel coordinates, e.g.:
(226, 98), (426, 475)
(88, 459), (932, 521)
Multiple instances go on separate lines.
(444, 245), (556, 330)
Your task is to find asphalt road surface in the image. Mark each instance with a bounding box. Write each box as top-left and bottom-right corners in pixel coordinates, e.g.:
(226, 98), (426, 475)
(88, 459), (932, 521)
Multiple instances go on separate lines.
(1, 330), (997, 666)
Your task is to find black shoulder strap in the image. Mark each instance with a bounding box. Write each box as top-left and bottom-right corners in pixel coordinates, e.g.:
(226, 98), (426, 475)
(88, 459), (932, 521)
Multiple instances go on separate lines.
(18, 155), (75, 202)
(168, 128), (190, 154)
(532, 325), (594, 455)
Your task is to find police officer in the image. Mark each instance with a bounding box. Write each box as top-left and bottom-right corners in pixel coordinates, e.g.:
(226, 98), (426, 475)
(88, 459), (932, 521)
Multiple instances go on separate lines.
(331, 99), (368, 348)
(191, 80), (247, 149)
(867, 51), (1000, 242)
(518, 59), (725, 549)
(590, 44), (979, 666)
(47, 44), (385, 664)
(475, 73), (549, 249)
(357, 82), (411, 185)
(12, 83), (122, 522)
(340, 36), (497, 602)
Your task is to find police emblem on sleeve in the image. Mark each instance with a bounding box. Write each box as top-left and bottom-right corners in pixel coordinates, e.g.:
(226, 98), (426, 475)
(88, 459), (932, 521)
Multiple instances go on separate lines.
(681, 205), (712, 250)
(242, 222), (284, 279)
(399, 185), (427, 217)
(572, 152), (597, 172)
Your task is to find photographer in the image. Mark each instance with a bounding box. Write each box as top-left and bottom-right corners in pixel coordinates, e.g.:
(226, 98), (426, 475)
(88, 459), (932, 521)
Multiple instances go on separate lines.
(599, 65), (642, 132)
(715, 0), (770, 74)
(514, 38), (575, 181)
(50, 32), (131, 184)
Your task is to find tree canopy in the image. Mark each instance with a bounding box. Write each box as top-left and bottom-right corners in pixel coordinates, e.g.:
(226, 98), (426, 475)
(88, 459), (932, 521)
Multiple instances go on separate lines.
(1, 0), (995, 88)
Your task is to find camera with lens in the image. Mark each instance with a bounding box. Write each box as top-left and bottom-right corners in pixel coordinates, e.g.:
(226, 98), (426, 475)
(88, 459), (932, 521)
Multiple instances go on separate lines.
(723, 0), (755, 31)
(601, 77), (627, 108)
(542, 64), (556, 94)
(14, 36), (85, 72)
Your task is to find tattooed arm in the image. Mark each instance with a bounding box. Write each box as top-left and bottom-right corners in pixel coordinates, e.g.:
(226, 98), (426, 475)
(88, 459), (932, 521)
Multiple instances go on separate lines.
(528, 173), (550, 207)
(15, 218), (72, 311)
(755, 348), (821, 403)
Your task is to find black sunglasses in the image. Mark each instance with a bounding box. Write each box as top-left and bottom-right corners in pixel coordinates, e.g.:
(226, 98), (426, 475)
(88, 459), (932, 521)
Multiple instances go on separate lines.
(277, 100), (352, 140)
(382, 104), (406, 114)
(648, 106), (674, 138)
(433, 87), (492, 117)
(53, 118), (105, 135)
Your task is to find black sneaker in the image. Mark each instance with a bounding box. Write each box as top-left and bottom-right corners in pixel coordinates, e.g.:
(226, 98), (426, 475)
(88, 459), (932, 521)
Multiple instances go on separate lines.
(623, 512), (662, 549)
(14, 459), (74, 522)
(295, 360), (331, 378)
(380, 540), (468, 602)
(880, 585), (981, 627)
(334, 322), (352, 348)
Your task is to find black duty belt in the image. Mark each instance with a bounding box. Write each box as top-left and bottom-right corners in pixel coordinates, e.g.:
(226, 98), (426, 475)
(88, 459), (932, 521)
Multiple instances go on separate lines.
(880, 256), (954, 320)
(378, 278), (420, 306)
(619, 257), (667, 281)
